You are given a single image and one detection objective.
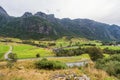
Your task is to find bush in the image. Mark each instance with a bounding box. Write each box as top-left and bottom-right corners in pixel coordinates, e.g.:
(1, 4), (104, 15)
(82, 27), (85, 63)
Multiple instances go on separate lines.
(48, 42), (56, 46)
(103, 48), (120, 55)
(7, 53), (17, 68)
(54, 47), (84, 57)
(95, 54), (120, 79)
(35, 58), (67, 69)
(85, 47), (103, 61)
(8, 53), (17, 62)
(36, 53), (40, 58)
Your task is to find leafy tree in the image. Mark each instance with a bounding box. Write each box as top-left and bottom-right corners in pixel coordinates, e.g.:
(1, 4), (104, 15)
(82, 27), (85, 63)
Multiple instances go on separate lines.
(85, 47), (103, 61)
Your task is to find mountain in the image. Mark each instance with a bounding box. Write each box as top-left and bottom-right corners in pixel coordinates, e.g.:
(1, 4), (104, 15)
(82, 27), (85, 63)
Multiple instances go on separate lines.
(0, 6), (120, 41)
(0, 6), (10, 25)
(0, 6), (9, 16)
(59, 18), (120, 41)
(0, 7), (73, 40)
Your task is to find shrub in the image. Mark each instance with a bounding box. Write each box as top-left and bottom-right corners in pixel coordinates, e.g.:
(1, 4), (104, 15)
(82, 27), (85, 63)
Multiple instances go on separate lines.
(95, 54), (120, 79)
(7, 53), (17, 68)
(8, 53), (17, 62)
(35, 58), (67, 69)
(36, 53), (40, 58)
(48, 42), (56, 46)
(54, 48), (84, 57)
(103, 48), (120, 55)
(85, 47), (103, 61)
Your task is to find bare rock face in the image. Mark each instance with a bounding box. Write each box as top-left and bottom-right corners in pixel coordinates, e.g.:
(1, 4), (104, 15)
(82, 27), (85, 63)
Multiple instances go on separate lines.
(27, 24), (52, 35)
(38, 26), (52, 35)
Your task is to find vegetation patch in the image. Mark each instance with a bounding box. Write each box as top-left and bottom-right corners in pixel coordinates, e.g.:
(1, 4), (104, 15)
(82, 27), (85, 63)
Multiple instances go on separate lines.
(13, 44), (54, 59)
(0, 44), (9, 59)
(96, 54), (120, 79)
(35, 58), (67, 69)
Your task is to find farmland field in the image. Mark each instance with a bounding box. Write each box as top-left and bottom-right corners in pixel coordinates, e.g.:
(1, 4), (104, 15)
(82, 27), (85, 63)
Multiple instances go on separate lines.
(99, 46), (120, 50)
(0, 44), (9, 59)
(12, 44), (54, 59)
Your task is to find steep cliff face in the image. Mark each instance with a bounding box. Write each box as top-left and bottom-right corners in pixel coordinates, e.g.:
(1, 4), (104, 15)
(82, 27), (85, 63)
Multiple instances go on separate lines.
(0, 6), (10, 25)
(20, 17), (52, 35)
(0, 6), (9, 16)
(0, 6), (120, 41)
(34, 12), (57, 23)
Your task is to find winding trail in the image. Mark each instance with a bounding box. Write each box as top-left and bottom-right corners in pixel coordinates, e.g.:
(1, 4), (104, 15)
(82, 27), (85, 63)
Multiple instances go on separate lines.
(4, 46), (12, 60)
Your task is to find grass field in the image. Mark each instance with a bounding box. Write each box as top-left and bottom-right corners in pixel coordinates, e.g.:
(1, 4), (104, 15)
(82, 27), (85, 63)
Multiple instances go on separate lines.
(13, 44), (54, 59)
(0, 44), (9, 59)
(99, 46), (120, 50)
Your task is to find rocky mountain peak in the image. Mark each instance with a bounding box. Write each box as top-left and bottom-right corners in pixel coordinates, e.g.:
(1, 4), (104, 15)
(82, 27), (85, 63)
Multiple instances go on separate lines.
(34, 12), (47, 19)
(0, 6), (9, 16)
(34, 12), (56, 22)
(22, 12), (33, 18)
(47, 14), (55, 18)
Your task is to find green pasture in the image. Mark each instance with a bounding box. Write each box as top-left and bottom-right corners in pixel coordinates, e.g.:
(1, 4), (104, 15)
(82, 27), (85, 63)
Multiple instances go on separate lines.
(99, 46), (120, 50)
(12, 44), (54, 59)
(0, 44), (9, 59)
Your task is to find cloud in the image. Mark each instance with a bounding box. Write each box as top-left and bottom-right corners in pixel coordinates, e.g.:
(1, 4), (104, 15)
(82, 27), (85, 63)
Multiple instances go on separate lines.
(0, 0), (120, 25)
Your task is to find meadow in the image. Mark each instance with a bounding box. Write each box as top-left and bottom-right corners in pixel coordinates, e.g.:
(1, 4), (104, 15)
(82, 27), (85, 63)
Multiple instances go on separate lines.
(0, 37), (119, 60)
(0, 43), (9, 59)
(99, 45), (120, 50)
(12, 44), (54, 59)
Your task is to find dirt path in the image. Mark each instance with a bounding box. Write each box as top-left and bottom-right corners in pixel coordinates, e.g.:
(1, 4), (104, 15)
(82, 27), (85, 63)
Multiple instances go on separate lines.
(4, 46), (12, 60)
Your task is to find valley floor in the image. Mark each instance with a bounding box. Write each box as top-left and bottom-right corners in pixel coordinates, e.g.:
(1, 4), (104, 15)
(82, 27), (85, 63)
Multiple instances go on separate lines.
(0, 38), (119, 80)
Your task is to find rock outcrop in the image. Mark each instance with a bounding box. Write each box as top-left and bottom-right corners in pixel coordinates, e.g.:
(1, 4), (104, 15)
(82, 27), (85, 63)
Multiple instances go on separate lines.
(22, 12), (33, 18)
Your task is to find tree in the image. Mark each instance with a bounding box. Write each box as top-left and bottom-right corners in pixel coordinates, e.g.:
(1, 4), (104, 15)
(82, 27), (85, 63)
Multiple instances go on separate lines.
(86, 47), (103, 61)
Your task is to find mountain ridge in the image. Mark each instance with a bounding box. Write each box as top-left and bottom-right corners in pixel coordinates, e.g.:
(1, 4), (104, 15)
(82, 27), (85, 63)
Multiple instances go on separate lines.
(0, 6), (120, 41)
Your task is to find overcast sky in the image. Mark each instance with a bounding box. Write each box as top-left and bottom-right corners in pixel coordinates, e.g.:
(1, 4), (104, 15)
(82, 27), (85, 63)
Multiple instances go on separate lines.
(0, 0), (120, 25)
